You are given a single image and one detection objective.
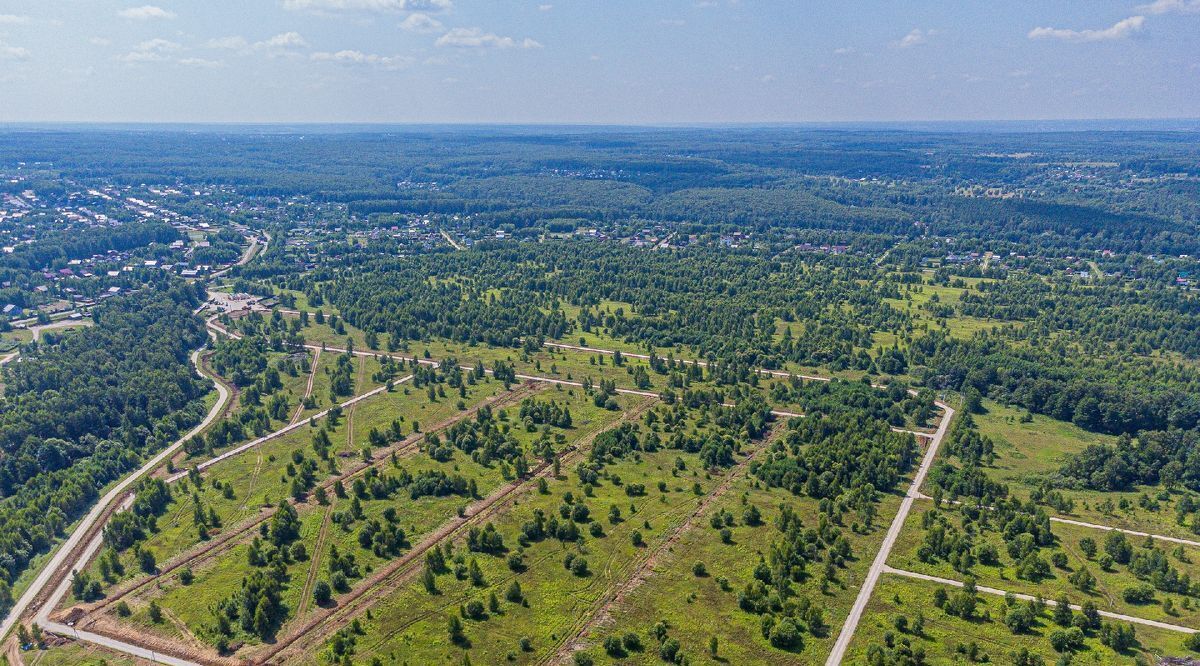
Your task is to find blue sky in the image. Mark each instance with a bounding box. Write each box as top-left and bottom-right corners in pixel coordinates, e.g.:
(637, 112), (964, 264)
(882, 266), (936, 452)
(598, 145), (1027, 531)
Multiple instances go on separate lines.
(0, 1), (1196, 123)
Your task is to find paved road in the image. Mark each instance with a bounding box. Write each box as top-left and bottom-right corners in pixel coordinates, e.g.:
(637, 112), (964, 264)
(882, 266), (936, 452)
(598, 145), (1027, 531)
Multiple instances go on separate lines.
(1047, 516), (1200, 547)
(165, 375), (403, 484)
(439, 229), (464, 250)
(209, 231), (269, 280)
(37, 620), (198, 666)
(884, 566), (1198, 634)
(30, 318), (93, 342)
(0, 347), (230, 644)
(824, 399), (956, 665)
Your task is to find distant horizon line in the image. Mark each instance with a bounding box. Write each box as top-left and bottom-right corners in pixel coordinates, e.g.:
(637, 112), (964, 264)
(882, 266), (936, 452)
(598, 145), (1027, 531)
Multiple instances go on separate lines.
(1, 118), (1198, 134)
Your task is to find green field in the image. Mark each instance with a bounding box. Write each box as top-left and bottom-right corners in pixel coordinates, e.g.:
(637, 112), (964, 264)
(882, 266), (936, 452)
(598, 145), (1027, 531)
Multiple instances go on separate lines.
(970, 399), (1200, 539)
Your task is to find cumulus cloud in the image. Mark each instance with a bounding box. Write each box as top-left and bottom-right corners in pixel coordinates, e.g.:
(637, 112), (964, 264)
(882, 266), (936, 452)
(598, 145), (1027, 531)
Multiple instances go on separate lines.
(204, 33), (307, 57)
(1137, 0), (1200, 13)
(0, 14), (31, 25)
(118, 37), (181, 62)
(399, 12), (442, 32)
(310, 49), (414, 69)
(178, 57), (223, 67)
(1028, 15), (1145, 42)
(436, 27), (542, 49)
(206, 35), (249, 50)
(256, 31), (308, 49)
(894, 28), (934, 48)
(0, 41), (31, 60)
(117, 5), (176, 20)
(281, 0), (451, 12)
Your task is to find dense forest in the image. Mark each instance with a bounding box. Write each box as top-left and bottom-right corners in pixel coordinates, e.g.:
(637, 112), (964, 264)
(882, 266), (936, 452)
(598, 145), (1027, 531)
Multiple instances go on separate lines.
(0, 285), (209, 613)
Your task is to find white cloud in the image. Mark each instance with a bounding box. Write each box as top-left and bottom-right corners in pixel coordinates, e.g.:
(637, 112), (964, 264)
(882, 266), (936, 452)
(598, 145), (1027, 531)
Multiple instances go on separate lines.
(435, 27), (542, 49)
(89, 37), (113, 46)
(833, 46), (855, 55)
(255, 31), (308, 49)
(117, 5), (176, 20)
(399, 12), (442, 32)
(759, 74), (775, 83)
(538, 4), (553, 10)
(1028, 15), (1145, 42)
(206, 35), (249, 50)
(0, 14), (31, 25)
(118, 37), (181, 62)
(310, 49), (414, 69)
(1137, 0), (1200, 14)
(178, 57), (223, 67)
(894, 28), (934, 48)
(0, 41), (31, 60)
(281, 0), (451, 12)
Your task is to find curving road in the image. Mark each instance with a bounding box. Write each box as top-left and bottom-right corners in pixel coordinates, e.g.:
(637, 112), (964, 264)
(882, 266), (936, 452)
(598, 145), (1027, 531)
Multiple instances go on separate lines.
(0, 346), (230, 647)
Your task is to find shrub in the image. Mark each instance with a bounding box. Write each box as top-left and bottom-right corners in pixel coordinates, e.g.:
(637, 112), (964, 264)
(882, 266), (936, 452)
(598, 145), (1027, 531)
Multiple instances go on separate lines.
(1122, 584), (1154, 604)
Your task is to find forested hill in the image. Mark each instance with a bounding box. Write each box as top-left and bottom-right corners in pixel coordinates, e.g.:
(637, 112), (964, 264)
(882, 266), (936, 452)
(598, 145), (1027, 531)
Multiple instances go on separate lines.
(0, 284), (210, 610)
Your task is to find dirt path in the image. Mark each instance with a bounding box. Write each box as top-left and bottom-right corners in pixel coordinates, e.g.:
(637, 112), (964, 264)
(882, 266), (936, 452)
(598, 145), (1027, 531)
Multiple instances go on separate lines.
(288, 347), (320, 426)
(439, 229), (464, 250)
(346, 397), (662, 658)
(4, 636), (24, 666)
(546, 421), (788, 664)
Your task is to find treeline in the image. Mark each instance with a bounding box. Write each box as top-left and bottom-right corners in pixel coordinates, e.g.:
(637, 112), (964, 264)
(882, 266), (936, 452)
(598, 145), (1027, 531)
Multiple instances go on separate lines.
(268, 241), (908, 371)
(912, 330), (1200, 436)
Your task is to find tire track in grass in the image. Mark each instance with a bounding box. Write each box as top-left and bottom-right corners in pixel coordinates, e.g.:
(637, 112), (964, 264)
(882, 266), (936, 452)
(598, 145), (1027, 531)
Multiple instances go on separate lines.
(545, 421), (788, 665)
(297, 500), (336, 618)
(287, 347), (320, 426)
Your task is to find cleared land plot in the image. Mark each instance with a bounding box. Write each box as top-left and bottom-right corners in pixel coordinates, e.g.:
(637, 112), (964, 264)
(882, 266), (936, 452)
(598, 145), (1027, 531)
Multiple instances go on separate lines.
(598, 468), (905, 664)
(891, 503), (1200, 630)
(297, 402), (768, 665)
(845, 574), (1195, 665)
